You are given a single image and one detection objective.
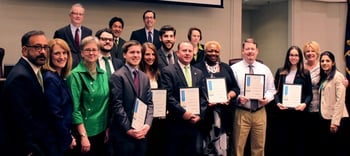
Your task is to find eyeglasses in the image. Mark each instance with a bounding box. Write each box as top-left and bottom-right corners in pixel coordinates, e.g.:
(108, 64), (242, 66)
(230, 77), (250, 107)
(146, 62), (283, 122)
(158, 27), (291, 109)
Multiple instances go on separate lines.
(100, 37), (113, 42)
(83, 48), (99, 53)
(289, 54), (299, 57)
(71, 12), (84, 16)
(26, 45), (50, 52)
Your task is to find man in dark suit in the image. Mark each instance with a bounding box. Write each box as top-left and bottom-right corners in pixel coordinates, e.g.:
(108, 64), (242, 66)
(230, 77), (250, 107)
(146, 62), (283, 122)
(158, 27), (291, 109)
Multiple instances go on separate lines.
(53, 3), (92, 68)
(160, 41), (208, 156)
(130, 10), (161, 49)
(0, 30), (51, 155)
(109, 16), (126, 61)
(157, 25), (178, 69)
(108, 40), (154, 156)
(95, 28), (124, 77)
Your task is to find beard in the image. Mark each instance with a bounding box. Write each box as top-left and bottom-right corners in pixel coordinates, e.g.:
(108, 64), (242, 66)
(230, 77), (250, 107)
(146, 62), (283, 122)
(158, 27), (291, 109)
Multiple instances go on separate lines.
(101, 46), (112, 53)
(161, 41), (174, 52)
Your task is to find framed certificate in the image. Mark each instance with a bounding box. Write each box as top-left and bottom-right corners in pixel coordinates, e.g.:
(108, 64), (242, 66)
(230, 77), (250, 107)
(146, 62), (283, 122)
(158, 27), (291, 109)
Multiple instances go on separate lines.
(282, 84), (302, 108)
(132, 98), (147, 130)
(206, 78), (227, 103)
(180, 87), (200, 115)
(151, 89), (167, 118)
(244, 74), (265, 99)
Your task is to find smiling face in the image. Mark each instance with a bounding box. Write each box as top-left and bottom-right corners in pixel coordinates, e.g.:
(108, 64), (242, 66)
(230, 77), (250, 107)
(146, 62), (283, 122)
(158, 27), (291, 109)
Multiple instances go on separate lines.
(160, 31), (176, 51)
(242, 42), (258, 64)
(177, 41), (194, 65)
(288, 49), (300, 67)
(205, 43), (220, 64)
(111, 21), (123, 38)
(124, 45), (142, 68)
(51, 45), (68, 72)
(99, 32), (114, 53)
(81, 42), (100, 63)
(143, 12), (156, 29)
(304, 46), (318, 63)
(143, 47), (156, 66)
(320, 55), (334, 73)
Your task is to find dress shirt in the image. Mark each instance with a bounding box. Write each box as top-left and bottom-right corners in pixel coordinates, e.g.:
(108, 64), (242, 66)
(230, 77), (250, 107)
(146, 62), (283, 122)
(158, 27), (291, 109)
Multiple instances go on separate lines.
(98, 55), (115, 75)
(231, 60), (276, 109)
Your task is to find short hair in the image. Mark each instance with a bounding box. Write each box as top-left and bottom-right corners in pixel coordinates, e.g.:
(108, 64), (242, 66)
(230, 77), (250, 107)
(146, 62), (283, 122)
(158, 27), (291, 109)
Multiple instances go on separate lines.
(95, 28), (113, 39)
(204, 41), (221, 52)
(109, 16), (124, 29)
(21, 30), (45, 47)
(303, 41), (320, 59)
(187, 27), (202, 41)
(143, 10), (156, 19)
(177, 41), (193, 50)
(122, 40), (141, 54)
(159, 25), (176, 37)
(69, 3), (84, 14)
(43, 38), (73, 78)
(80, 36), (100, 51)
(242, 38), (258, 49)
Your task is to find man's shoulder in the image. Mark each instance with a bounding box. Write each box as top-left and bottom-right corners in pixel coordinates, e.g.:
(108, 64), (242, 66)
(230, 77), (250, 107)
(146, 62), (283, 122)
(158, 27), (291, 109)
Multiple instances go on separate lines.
(55, 24), (70, 32)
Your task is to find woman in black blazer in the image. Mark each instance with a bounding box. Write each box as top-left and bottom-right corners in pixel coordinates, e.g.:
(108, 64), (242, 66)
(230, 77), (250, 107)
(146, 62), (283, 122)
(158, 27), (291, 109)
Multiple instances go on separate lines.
(273, 45), (313, 156)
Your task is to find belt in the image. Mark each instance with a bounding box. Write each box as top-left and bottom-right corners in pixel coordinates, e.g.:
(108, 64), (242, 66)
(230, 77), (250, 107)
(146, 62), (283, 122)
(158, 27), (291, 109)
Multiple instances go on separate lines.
(236, 106), (263, 113)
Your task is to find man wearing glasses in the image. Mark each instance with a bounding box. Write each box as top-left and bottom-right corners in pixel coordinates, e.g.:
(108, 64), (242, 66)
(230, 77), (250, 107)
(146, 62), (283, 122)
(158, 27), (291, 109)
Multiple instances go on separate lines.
(0, 30), (54, 155)
(130, 10), (161, 50)
(54, 3), (92, 68)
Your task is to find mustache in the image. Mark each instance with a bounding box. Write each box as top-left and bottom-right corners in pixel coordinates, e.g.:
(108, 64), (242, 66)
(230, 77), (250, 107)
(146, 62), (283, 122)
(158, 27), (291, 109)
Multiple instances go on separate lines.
(37, 54), (46, 59)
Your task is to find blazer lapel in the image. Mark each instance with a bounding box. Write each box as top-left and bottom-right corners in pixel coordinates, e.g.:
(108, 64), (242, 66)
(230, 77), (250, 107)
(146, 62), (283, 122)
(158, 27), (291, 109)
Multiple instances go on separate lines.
(123, 66), (138, 96)
(175, 63), (188, 87)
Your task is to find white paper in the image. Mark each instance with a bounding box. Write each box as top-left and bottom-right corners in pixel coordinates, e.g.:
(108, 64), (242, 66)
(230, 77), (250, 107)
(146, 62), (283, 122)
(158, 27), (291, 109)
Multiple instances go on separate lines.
(206, 78), (227, 103)
(244, 74), (265, 99)
(180, 88), (200, 114)
(282, 84), (302, 108)
(131, 98), (147, 130)
(151, 89), (167, 117)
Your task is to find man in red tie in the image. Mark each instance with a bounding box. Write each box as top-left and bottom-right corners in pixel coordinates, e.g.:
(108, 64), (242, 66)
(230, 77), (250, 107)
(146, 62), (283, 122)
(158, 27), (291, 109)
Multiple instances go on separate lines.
(53, 3), (92, 68)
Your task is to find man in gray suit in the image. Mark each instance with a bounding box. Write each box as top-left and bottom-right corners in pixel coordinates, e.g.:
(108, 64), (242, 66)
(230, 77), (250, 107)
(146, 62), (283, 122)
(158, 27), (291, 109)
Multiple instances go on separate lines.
(108, 40), (153, 156)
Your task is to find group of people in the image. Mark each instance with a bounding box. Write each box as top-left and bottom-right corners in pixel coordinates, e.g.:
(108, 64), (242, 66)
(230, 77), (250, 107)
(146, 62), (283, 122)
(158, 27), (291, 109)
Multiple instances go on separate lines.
(0, 2), (349, 156)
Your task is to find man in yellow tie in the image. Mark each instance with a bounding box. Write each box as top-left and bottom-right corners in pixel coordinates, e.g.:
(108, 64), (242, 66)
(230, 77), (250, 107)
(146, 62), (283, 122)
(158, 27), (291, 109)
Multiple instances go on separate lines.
(160, 41), (208, 156)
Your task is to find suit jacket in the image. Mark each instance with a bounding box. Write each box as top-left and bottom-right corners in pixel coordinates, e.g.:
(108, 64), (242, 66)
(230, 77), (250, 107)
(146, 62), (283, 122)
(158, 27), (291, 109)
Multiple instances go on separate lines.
(109, 65), (153, 141)
(160, 62), (208, 120)
(111, 37), (126, 61)
(274, 68), (313, 108)
(97, 56), (124, 73)
(320, 71), (349, 126)
(157, 48), (178, 70)
(42, 70), (73, 152)
(130, 28), (161, 50)
(53, 25), (92, 67)
(0, 58), (49, 155)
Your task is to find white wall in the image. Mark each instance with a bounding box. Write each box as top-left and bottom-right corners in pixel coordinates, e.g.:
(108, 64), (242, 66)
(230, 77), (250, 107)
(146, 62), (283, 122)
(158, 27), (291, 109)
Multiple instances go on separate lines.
(0, 0), (241, 65)
(0, 0), (348, 75)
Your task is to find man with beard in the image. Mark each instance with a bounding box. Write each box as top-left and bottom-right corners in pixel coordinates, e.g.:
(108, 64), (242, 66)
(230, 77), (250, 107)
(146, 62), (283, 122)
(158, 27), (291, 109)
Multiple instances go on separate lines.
(95, 28), (124, 78)
(157, 25), (178, 69)
(0, 30), (52, 155)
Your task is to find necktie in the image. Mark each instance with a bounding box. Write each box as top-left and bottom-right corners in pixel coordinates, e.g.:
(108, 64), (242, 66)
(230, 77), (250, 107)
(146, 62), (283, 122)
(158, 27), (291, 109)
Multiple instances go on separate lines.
(167, 53), (173, 64)
(249, 64), (259, 111)
(114, 38), (119, 51)
(102, 56), (112, 78)
(37, 70), (44, 92)
(147, 31), (152, 42)
(133, 70), (140, 96)
(75, 28), (80, 50)
(184, 66), (192, 87)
